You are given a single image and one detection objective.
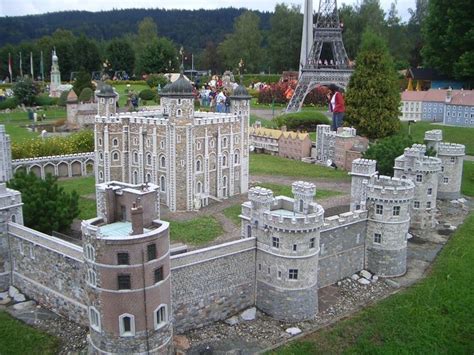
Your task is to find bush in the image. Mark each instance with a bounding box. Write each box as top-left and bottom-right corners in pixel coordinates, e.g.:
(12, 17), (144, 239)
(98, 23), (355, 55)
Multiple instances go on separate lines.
(257, 82), (329, 106)
(363, 134), (413, 176)
(0, 97), (19, 110)
(34, 94), (58, 106)
(275, 111), (330, 131)
(11, 130), (94, 159)
(13, 78), (38, 106)
(139, 88), (156, 101)
(58, 90), (70, 107)
(78, 88), (93, 102)
(146, 74), (168, 88)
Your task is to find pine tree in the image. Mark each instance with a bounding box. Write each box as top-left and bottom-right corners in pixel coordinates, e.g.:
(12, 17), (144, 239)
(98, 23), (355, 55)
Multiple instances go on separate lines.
(7, 171), (80, 234)
(345, 31), (401, 139)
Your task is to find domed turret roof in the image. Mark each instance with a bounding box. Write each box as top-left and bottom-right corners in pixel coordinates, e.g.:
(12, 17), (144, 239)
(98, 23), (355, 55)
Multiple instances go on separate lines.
(96, 83), (117, 97)
(231, 84), (251, 99)
(161, 74), (193, 97)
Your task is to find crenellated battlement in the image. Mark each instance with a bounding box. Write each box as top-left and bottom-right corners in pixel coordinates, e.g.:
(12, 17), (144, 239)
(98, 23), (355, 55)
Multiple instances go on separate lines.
(322, 210), (367, 230)
(248, 186), (274, 205)
(350, 158), (377, 176)
(262, 203), (324, 232)
(365, 175), (415, 201)
(404, 144), (426, 158)
(424, 129), (443, 142)
(438, 142), (465, 156)
(336, 126), (357, 137)
(292, 181), (316, 197)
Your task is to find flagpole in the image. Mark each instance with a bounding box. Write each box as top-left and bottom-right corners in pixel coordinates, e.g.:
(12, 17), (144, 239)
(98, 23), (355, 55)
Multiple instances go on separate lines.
(40, 51), (44, 82)
(19, 52), (23, 77)
(30, 52), (34, 79)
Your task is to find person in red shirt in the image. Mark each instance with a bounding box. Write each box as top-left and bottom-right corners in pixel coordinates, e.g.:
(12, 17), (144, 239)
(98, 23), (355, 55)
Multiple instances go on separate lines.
(327, 84), (345, 131)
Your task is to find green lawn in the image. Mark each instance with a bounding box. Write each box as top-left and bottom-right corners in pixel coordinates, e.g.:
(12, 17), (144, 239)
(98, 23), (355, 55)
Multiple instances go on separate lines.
(401, 121), (474, 155)
(57, 176), (97, 220)
(250, 114), (278, 128)
(462, 161), (474, 197)
(169, 216), (223, 245)
(112, 83), (150, 107)
(0, 311), (59, 354)
(250, 153), (349, 180)
(273, 210), (474, 354)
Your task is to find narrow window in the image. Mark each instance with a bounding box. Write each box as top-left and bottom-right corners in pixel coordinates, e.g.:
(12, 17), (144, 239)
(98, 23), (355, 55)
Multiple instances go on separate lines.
(118, 275), (131, 290)
(154, 267), (164, 283)
(374, 233), (382, 244)
(89, 307), (101, 331)
(289, 269), (299, 280)
(117, 252), (129, 265)
(119, 314), (135, 336)
(309, 238), (315, 249)
(160, 176), (166, 192)
(427, 188), (432, 195)
(393, 206), (401, 216)
(278, 271), (282, 279)
(293, 244), (297, 251)
(154, 305), (167, 329)
(258, 263), (262, 271)
(247, 225), (252, 238)
(147, 244), (157, 261)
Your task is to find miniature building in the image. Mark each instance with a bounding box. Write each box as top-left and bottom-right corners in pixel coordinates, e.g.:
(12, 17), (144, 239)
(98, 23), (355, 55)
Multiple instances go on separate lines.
(249, 124), (281, 155)
(0, 126), (12, 183)
(94, 77), (251, 212)
(66, 90), (98, 128)
(49, 49), (61, 98)
(82, 181), (172, 354)
(278, 130), (312, 160)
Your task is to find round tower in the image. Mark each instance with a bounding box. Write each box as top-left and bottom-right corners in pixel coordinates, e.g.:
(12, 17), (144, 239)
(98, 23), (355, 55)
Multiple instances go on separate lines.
(96, 84), (118, 117)
(83, 183), (172, 354)
(365, 176), (414, 277)
(349, 158), (377, 211)
(252, 182), (324, 321)
(437, 143), (465, 199)
(424, 129), (443, 152)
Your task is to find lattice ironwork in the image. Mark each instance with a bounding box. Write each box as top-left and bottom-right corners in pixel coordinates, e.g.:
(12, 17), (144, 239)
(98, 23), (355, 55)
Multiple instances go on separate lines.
(287, 0), (353, 112)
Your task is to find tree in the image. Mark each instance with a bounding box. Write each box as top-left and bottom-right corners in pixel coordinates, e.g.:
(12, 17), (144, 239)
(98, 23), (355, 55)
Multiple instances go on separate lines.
(78, 87), (93, 102)
(363, 134), (413, 176)
(73, 35), (101, 73)
(12, 78), (37, 105)
(218, 11), (263, 73)
(267, 4), (302, 73)
(7, 171), (79, 234)
(198, 41), (223, 74)
(422, 0), (474, 82)
(73, 71), (93, 96)
(106, 38), (135, 74)
(136, 38), (177, 75)
(345, 31), (401, 139)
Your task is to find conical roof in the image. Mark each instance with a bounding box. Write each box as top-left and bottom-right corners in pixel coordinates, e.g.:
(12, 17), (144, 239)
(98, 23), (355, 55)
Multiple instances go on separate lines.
(96, 83), (117, 97)
(161, 74), (193, 97)
(231, 84), (251, 99)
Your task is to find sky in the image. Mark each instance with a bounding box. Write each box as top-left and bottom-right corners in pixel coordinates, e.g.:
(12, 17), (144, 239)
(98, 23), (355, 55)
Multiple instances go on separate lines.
(0, 0), (415, 21)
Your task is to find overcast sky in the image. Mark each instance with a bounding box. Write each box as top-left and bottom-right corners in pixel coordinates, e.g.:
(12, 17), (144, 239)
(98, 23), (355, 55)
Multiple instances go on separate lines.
(0, 0), (415, 21)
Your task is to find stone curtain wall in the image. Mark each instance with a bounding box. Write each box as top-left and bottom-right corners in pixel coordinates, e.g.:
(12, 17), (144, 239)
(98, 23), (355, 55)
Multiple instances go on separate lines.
(318, 218), (367, 287)
(7, 223), (88, 324)
(170, 238), (256, 332)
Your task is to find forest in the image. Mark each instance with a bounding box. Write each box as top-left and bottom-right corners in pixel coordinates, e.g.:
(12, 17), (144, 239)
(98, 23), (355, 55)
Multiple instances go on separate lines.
(0, 0), (472, 84)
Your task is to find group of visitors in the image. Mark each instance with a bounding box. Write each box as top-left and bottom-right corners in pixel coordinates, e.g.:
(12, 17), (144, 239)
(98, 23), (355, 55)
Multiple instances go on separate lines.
(198, 83), (231, 113)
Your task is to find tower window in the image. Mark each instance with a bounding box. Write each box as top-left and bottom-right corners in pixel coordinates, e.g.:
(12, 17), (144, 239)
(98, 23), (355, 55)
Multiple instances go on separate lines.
(414, 201), (420, 208)
(426, 201), (432, 209)
(393, 206), (400, 216)
(310, 238), (315, 249)
(154, 305), (167, 329)
(416, 174), (423, 182)
(89, 307), (101, 331)
(272, 237), (280, 248)
(289, 269), (299, 280)
(154, 267), (164, 283)
(293, 244), (297, 251)
(375, 204), (383, 215)
(87, 269), (97, 286)
(119, 314), (135, 337)
(117, 252), (129, 265)
(427, 188), (432, 195)
(450, 157), (455, 162)
(374, 233), (382, 244)
(147, 244), (157, 261)
(117, 275), (131, 290)
(443, 177), (449, 184)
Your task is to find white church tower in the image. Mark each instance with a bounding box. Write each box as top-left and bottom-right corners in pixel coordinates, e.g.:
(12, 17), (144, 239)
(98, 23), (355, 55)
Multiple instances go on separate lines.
(49, 49), (61, 98)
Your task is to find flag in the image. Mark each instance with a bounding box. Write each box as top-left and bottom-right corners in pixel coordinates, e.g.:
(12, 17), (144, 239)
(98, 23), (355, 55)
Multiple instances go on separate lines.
(8, 53), (12, 80)
(19, 52), (23, 77)
(30, 52), (34, 78)
(40, 51), (44, 81)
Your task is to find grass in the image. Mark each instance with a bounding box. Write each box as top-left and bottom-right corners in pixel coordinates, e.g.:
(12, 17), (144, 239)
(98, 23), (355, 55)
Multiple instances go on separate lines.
(0, 311), (59, 354)
(462, 161), (474, 197)
(57, 176), (97, 220)
(169, 216), (223, 245)
(112, 83), (150, 107)
(250, 153), (350, 181)
(223, 204), (243, 226)
(273, 211), (474, 354)
(401, 121), (474, 155)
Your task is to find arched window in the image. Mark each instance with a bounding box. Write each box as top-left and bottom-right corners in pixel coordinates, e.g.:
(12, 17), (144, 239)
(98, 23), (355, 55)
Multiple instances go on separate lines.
(160, 156), (166, 169)
(133, 171), (138, 184)
(112, 138), (118, 147)
(119, 314), (135, 337)
(197, 181), (202, 193)
(112, 151), (120, 161)
(160, 176), (166, 192)
(99, 171), (104, 181)
(299, 199), (304, 212)
(247, 225), (252, 238)
(222, 153), (227, 167)
(210, 139), (215, 148)
(234, 150), (240, 165)
(196, 159), (202, 172)
(11, 214), (16, 223)
(84, 244), (95, 261)
(98, 138), (102, 146)
(87, 268), (97, 286)
(177, 109), (182, 117)
(99, 151), (103, 160)
(146, 173), (151, 183)
(154, 305), (168, 329)
(89, 307), (101, 331)
(133, 151), (138, 164)
(222, 176), (228, 197)
(223, 137), (228, 148)
(196, 141), (202, 150)
(146, 153), (152, 166)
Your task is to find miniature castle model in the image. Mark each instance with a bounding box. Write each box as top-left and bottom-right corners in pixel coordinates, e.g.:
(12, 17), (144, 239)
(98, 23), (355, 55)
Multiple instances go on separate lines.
(49, 49), (61, 98)
(94, 77), (251, 211)
(0, 121), (466, 353)
(315, 125), (368, 170)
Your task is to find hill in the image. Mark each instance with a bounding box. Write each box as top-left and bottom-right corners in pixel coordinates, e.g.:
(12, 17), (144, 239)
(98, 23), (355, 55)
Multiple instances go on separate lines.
(0, 8), (272, 50)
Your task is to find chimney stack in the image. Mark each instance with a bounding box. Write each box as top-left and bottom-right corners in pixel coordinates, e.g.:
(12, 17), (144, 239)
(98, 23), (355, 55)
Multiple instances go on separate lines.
(131, 202), (144, 235)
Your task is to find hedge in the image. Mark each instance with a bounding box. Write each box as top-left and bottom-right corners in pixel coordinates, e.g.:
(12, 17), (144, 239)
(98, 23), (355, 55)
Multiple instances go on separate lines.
(34, 94), (58, 106)
(275, 111), (330, 131)
(0, 97), (19, 110)
(139, 89), (157, 101)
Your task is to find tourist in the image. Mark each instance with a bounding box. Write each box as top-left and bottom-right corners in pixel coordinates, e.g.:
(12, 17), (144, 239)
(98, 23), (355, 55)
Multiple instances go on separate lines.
(327, 84), (345, 131)
(224, 90), (231, 113)
(216, 89), (226, 113)
(209, 87), (217, 112)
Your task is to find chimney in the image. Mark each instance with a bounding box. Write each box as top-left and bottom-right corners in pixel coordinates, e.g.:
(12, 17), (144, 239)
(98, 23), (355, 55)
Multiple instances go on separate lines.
(131, 202), (144, 235)
(281, 125), (287, 132)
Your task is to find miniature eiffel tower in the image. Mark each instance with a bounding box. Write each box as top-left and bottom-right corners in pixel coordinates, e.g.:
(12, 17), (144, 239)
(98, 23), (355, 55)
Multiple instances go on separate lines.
(287, 0), (353, 112)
